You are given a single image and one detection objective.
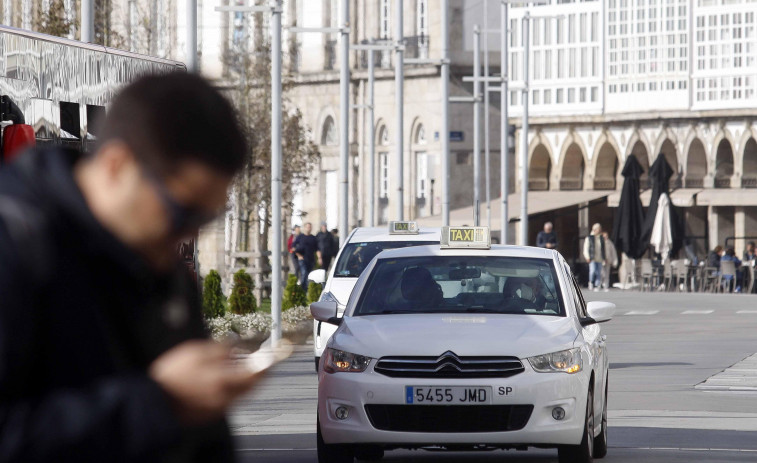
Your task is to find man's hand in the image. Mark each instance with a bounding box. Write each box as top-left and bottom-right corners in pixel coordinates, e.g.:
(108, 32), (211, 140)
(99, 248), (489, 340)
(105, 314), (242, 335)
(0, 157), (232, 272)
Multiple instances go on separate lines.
(149, 340), (264, 425)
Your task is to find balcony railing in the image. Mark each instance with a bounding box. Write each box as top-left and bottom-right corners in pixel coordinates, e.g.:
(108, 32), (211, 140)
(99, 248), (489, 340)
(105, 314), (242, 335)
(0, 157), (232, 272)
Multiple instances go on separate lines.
(685, 177), (704, 188)
(528, 179), (549, 191)
(593, 179), (616, 190)
(560, 179), (583, 190)
(714, 177), (731, 188)
(743, 177), (757, 188)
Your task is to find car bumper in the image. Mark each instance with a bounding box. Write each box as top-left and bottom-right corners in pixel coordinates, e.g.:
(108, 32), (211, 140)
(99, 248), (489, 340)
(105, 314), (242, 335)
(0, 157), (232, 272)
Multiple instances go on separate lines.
(318, 365), (590, 447)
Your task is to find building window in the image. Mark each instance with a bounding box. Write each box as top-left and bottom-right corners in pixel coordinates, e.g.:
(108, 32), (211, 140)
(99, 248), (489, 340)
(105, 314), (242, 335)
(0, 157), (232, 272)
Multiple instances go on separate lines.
(416, 152), (428, 199)
(379, 152), (389, 198)
(567, 88), (575, 103)
(556, 88), (564, 103)
(321, 116), (337, 145)
(544, 88), (552, 104)
(380, 0), (391, 39)
(416, 0), (428, 38)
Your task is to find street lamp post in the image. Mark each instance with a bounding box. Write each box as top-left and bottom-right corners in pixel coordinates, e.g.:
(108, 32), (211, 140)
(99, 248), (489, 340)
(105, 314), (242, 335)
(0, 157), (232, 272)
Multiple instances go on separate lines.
(473, 25), (481, 227)
(395, 0), (405, 221)
(519, 12), (530, 246)
(216, 0), (284, 346)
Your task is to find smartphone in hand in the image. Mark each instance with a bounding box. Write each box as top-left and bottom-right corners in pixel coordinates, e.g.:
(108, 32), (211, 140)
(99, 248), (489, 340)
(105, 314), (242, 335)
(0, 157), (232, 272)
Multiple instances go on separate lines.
(245, 340), (293, 374)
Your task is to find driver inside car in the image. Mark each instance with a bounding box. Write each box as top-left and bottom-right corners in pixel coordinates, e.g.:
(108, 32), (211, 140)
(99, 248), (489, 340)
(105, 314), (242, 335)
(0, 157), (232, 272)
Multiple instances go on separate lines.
(400, 267), (443, 309)
(503, 277), (546, 311)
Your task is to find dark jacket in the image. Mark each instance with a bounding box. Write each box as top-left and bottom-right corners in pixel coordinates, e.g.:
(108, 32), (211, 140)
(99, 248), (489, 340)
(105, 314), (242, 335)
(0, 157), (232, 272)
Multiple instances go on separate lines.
(0, 149), (233, 462)
(536, 231), (557, 248)
(315, 230), (335, 258)
(293, 233), (318, 265)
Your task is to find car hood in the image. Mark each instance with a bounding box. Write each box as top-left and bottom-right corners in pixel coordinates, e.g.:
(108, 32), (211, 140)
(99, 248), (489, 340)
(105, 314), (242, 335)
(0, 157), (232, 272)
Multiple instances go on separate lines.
(331, 314), (579, 360)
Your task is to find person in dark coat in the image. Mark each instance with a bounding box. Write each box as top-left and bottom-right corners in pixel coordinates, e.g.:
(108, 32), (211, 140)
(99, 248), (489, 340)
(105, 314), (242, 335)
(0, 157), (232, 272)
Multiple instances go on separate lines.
(315, 222), (335, 271)
(536, 222), (557, 249)
(0, 74), (263, 462)
(293, 222), (318, 290)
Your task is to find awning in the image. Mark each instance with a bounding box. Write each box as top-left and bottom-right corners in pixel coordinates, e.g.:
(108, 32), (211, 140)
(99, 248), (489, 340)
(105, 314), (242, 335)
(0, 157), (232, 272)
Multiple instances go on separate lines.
(697, 189), (757, 206)
(416, 190), (610, 227)
(608, 188), (700, 207)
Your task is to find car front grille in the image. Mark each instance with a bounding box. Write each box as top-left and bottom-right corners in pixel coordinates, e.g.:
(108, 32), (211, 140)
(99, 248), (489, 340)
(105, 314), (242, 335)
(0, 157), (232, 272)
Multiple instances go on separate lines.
(364, 404), (533, 433)
(374, 351), (525, 379)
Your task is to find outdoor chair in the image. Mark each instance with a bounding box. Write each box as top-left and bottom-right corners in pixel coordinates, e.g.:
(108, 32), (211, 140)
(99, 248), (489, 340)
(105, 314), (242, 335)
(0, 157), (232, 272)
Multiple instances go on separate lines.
(671, 260), (688, 292)
(623, 258), (640, 289)
(661, 259), (674, 291)
(700, 266), (719, 292)
(717, 260), (737, 293)
(640, 259), (654, 292)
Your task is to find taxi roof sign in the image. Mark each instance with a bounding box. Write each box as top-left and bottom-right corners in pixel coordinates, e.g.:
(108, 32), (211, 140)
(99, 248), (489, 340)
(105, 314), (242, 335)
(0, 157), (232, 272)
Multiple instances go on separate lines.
(388, 221), (419, 235)
(440, 226), (491, 249)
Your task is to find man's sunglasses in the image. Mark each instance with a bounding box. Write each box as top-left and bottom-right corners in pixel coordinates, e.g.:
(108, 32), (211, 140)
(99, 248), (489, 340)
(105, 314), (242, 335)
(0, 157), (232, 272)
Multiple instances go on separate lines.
(144, 170), (222, 233)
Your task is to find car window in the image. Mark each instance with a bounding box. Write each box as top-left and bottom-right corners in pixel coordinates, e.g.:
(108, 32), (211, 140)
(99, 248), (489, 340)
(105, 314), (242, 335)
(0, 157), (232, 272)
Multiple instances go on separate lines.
(354, 256), (565, 316)
(570, 274), (588, 318)
(333, 241), (437, 277)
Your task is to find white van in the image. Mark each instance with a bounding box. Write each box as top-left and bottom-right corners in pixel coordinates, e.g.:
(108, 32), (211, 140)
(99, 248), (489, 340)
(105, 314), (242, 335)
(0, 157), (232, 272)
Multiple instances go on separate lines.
(309, 222), (440, 370)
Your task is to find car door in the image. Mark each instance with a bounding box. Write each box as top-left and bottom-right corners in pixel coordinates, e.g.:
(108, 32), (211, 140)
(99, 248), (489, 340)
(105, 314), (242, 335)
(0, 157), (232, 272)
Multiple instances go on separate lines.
(565, 264), (606, 416)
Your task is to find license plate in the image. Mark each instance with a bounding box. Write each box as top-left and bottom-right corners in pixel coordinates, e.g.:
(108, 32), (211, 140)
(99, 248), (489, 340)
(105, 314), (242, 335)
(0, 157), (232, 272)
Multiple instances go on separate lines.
(405, 386), (492, 405)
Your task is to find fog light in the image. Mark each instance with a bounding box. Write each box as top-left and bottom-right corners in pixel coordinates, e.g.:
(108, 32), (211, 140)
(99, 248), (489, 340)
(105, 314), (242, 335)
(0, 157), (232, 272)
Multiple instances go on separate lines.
(552, 407), (566, 421)
(335, 406), (349, 420)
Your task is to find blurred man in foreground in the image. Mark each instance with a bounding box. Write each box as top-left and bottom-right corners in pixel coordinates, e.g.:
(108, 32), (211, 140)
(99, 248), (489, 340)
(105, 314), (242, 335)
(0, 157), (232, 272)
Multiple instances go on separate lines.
(0, 73), (259, 462)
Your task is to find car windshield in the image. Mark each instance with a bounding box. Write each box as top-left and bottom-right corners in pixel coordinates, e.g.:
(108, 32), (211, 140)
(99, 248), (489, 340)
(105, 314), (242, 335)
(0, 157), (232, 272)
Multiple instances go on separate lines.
(333, 241), (437, 277)
(354, 256), (565, 316)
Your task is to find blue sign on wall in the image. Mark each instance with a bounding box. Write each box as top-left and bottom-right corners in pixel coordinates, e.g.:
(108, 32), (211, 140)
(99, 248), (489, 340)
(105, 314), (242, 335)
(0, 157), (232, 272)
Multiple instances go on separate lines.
(450, 131), (464, 142)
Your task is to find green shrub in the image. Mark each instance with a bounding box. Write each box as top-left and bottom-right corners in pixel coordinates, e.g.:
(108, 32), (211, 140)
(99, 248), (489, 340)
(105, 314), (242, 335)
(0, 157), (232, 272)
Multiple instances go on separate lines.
(229, 269), (256, 315)
(282, 274), (307, 310)
(202, 270), (226, 318)
(307, 282), (323, 305)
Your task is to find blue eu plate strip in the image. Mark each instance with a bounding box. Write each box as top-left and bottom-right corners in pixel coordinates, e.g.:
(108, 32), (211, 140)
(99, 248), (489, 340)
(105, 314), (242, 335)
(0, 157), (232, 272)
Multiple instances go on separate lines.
(405, 386), (413, 404)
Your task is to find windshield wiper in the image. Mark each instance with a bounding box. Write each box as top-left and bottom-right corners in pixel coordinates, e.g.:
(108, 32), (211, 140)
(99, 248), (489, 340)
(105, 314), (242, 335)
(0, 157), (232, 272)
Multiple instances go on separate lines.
(464, 307), (499, 313)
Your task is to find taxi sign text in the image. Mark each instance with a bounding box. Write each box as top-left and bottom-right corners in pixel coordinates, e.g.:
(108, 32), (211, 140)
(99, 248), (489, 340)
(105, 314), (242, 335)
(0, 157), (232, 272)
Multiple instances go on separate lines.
(440, 226), (491, 249)
(388, 221), (419, 235)
(448, 228), (484, 242)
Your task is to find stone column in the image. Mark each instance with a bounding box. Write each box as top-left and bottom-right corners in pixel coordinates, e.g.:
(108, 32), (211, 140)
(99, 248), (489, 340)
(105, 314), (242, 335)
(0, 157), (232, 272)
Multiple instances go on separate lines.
(735, 206), (746, 258)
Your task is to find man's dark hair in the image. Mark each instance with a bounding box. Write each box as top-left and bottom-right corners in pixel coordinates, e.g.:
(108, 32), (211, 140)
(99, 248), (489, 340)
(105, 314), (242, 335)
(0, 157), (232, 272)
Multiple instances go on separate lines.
(726, 248), (735, 257)
(99, 72), (246, 175)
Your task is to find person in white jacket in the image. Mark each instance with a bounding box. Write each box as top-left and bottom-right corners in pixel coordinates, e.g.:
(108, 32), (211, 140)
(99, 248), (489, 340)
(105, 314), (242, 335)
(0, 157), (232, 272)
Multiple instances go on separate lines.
(601, 232), (619, 291)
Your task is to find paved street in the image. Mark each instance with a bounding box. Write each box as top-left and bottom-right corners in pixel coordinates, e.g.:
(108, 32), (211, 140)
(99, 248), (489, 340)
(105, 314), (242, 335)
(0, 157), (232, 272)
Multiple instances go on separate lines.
(229, 291), (757, 462)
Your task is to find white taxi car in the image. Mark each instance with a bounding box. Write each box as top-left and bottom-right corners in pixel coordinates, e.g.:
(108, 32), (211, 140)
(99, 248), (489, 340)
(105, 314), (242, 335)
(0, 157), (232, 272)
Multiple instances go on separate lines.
(309, 222), (440, 370)
(311, 227), (614, 463)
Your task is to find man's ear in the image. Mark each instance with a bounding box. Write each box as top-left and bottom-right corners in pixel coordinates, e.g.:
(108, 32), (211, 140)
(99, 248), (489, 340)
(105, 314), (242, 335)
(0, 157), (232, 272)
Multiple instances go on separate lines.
(96, 142), (139, 184)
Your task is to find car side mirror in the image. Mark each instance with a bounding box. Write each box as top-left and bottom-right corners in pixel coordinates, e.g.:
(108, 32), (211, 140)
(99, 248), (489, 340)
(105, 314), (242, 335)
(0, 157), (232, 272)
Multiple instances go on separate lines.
(585, 301), (615, 324)
(308, 269), (327, 285)
(310, 301), (342, 325)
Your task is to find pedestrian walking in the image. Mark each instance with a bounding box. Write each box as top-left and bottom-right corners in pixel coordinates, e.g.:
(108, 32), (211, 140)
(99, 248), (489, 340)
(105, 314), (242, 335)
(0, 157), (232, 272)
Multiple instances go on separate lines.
(601, 232), (619, 291)
(288, 224), (301, 280)
(315, 222), (336, 271)
(293, 222), (318, 291)
(583, 223), (607, 291)
(536, 221), (558, 249)
(0, 73), (262, 461)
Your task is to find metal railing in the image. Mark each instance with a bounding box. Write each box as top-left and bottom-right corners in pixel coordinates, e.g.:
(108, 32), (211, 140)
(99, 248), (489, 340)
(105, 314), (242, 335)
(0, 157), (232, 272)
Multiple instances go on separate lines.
(593, 179), (616, 190)
(685, 177), (704, 188)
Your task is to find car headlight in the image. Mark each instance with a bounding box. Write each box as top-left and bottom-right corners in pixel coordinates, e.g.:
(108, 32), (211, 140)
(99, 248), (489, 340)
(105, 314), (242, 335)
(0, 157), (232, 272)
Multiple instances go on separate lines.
(323, 348), (372, 373)
(528, 348), (582, 374)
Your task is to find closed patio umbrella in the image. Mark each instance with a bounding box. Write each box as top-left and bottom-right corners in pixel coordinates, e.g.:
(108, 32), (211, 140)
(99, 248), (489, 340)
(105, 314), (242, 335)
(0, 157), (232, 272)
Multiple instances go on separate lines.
(611, 155), (645, 259)
(640, 153), (683, 259)
(650, 192), (673, 262)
